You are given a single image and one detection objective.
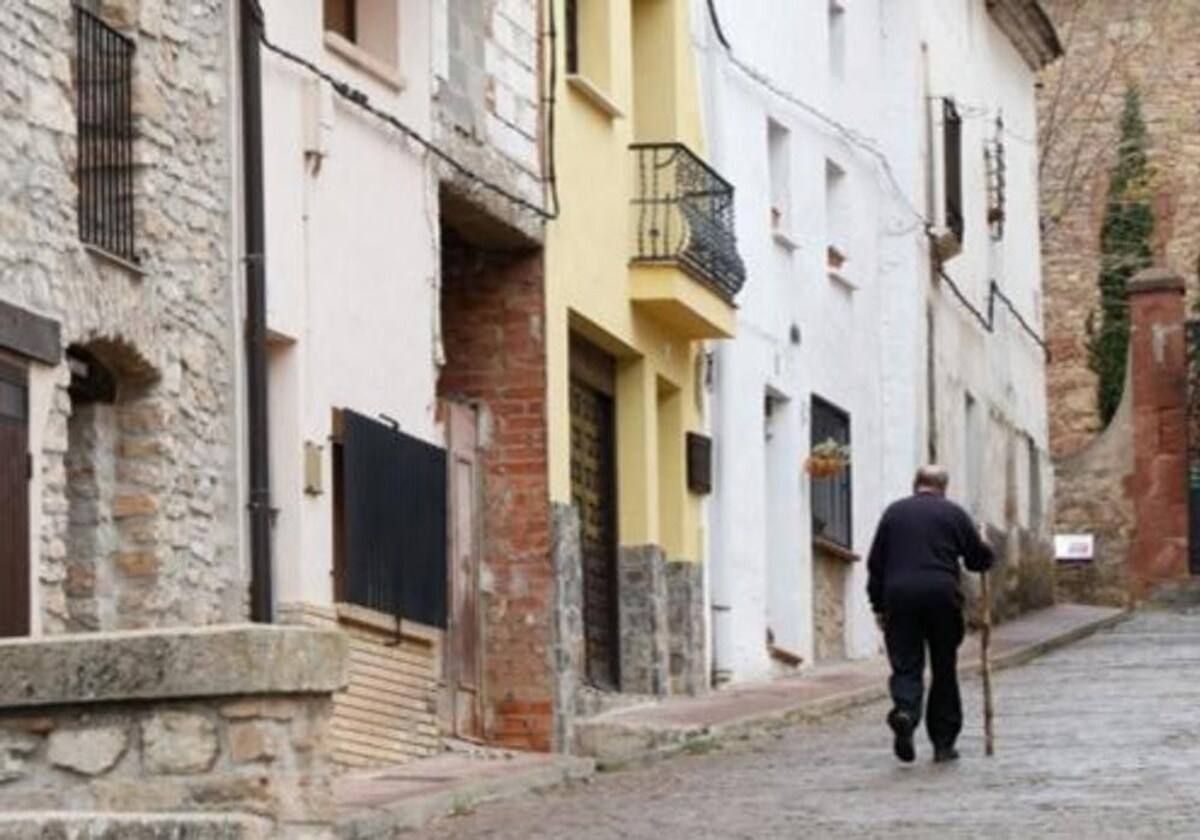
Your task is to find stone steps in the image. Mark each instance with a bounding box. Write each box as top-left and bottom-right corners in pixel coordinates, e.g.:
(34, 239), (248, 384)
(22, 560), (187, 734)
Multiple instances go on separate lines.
(0, 813), (269, 840)
(1148, 578), (1200, 609)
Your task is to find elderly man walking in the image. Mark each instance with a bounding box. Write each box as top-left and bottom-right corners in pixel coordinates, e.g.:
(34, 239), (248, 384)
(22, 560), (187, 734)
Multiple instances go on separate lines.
(866, 465), (993, 764)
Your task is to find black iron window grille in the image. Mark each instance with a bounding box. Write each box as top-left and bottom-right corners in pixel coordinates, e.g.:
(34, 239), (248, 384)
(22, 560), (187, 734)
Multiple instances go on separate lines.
(77, 6), (137, 264)
(333, 409), (448, 628)
(631, 143), (747, 300)
(984, 116), (1007, 241)
(943, 98), (964, 243)
(811, 396), (852, 549)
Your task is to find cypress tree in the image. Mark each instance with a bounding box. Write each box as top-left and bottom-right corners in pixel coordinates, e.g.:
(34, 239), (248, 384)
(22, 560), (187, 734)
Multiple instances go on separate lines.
(1088, 87), (1153, 426)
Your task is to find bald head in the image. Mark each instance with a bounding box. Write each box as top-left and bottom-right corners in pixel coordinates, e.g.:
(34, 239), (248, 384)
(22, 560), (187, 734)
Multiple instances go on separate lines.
(914, 465), (950, 496)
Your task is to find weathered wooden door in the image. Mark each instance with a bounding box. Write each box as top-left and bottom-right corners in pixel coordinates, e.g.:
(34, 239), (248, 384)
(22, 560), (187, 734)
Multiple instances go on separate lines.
(0, 361), (29, 638)
(570, 371), (619, 691)
(445, 402), (482, 740)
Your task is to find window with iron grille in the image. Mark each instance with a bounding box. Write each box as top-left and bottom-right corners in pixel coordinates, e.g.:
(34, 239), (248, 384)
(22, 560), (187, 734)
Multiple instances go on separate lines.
(811, 396), (852, 549)
(943, 99), (964, 243)
(76, 6), (136, 264)
(333, 409), (448, 627)
(985, 116), (1006, 241)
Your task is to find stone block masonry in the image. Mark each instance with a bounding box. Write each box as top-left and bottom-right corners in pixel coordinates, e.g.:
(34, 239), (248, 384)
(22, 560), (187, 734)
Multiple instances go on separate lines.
(0, 625), (348, 838)
(0, 0), (241, 631)
(618, 546), (669, 697)
(666, 560), (704, 695)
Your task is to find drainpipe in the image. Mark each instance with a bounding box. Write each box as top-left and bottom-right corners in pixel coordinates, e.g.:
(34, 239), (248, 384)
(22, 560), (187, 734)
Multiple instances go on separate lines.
(239, 0), (273, 622)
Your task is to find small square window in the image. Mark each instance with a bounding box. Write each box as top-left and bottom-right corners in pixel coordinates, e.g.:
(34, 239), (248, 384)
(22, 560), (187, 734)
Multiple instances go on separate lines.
(828, 0), (847, 79)
(825, 159), (850, 275)
(324, 0), (399, 73)
(768, 119), (791, 235)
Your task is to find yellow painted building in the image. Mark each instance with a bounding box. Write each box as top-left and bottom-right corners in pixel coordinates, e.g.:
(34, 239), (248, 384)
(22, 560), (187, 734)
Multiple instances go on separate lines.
(545, 0), (745, 694)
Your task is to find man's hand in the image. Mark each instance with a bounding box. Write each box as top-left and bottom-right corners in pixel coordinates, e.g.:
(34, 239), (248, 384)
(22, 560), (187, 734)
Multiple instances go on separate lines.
(978, 520), (991, 548)
(874, 611), (887, 632)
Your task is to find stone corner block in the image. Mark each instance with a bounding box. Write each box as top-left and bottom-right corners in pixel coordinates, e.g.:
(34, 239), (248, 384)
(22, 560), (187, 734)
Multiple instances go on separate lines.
(0, 625), (349, 710)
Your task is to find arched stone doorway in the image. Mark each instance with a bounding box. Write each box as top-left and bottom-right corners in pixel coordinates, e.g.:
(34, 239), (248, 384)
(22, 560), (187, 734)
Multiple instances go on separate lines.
(63, 337), (163, 631)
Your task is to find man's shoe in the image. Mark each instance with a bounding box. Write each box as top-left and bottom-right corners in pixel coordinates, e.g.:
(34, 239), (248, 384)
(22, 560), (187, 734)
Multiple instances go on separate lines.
(887, 711), (915, 763)
(933, 746), (960, 763)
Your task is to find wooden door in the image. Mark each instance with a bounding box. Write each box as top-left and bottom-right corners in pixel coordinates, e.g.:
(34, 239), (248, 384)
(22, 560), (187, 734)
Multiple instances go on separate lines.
(0, 361), (29, 637)
(445, 402), (482, 740)
(570, 377), (619, 690)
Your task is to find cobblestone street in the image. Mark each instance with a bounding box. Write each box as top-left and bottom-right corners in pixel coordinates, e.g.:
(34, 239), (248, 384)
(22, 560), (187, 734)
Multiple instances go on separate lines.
(420, 610), (1200, 838)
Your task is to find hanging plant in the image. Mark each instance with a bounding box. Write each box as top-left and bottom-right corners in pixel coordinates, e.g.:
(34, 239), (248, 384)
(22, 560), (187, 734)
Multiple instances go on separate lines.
(805, 437), (851, 478)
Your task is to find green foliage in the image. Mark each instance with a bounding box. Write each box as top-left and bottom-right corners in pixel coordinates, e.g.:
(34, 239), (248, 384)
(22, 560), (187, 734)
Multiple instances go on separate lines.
(1088, 88), (1154, 425)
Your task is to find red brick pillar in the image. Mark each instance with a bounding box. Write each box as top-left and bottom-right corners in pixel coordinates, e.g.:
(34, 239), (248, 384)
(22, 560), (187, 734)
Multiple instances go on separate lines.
(1127, 268), (1189, 598)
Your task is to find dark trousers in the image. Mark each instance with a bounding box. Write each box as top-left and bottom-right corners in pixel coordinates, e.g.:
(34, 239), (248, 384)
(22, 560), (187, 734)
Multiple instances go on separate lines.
(884, 589), (965, 749)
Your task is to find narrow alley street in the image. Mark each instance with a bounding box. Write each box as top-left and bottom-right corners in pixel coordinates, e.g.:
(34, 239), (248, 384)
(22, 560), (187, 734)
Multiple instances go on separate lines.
(420, 609), (1200, 839)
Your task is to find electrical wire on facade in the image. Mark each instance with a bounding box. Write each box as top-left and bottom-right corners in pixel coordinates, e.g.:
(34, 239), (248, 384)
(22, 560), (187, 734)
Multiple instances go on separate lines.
(936, 266), (1051, 358)
(541, 0), (562, 217)
(257, 30), (558, 221)
(703, 3), (928, 229)
(702, 0), (1049, 357)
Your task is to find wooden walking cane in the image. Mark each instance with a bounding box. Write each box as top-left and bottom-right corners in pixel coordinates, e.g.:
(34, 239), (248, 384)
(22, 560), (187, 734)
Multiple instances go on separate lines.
(980, 570), (995, 757)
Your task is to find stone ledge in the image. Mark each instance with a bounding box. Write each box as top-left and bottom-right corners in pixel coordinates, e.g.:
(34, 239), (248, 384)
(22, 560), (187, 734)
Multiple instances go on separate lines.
(0, 625), (348, 710)
(1128, 267), (1185, 294)
(0, 813), (268, 840)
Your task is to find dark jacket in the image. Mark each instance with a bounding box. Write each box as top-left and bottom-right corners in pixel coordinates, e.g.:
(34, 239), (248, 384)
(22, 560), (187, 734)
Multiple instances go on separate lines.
(866, 492), (994, 613)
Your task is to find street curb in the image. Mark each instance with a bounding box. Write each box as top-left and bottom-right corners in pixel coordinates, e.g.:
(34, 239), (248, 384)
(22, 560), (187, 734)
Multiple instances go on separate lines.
(337, 755), (596, 838)
(581, 607), (1131, 771)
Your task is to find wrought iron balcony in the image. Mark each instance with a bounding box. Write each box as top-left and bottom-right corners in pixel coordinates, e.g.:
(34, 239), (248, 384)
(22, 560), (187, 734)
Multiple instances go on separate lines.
(631, 143), (746, 301)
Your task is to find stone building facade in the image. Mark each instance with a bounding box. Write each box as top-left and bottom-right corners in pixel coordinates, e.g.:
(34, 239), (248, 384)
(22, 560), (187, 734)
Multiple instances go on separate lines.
(1039, 0), (1200, 456)
(0, 0), (242, 636)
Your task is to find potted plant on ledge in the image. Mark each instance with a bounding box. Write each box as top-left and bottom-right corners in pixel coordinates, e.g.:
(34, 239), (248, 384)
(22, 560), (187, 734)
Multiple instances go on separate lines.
(805, 437), (851, 479)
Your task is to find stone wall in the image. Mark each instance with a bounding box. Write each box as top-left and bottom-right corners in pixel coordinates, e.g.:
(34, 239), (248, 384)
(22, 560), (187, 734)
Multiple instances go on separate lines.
(0, 625), (347, 838)
(1051, 269), (1187, 605)
(0, 0), (241, 631)
(617, 545), (669, 696)
(551, 503), (584, 752)
(666, 560), (705, 696)
(1054, 372), (1135, 605)
(813, 548), (849, 663)
(1039, 0), (1200, 456)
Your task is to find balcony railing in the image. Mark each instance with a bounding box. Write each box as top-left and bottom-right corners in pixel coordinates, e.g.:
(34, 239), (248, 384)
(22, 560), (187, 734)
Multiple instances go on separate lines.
(631, 143), (746, 300)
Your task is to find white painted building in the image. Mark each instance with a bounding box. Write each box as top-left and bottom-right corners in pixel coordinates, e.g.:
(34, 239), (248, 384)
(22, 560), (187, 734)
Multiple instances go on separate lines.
(246, 0), (546, 764)
(697, 0), (1059, 684)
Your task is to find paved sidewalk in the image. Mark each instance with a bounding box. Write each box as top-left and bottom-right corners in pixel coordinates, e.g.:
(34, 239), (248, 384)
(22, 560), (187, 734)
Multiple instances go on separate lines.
(575, 603), (1126, 765)
(337, 749), (595, 839)
(335, 603), (1124, 836)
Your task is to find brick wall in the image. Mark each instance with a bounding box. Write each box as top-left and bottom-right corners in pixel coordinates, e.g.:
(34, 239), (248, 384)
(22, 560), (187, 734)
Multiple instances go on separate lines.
(1039, 0), (1200, 456)
(1126, 271), (1188, 597)
(438, 234), (553, 751)
(283, 603), (441, 767)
